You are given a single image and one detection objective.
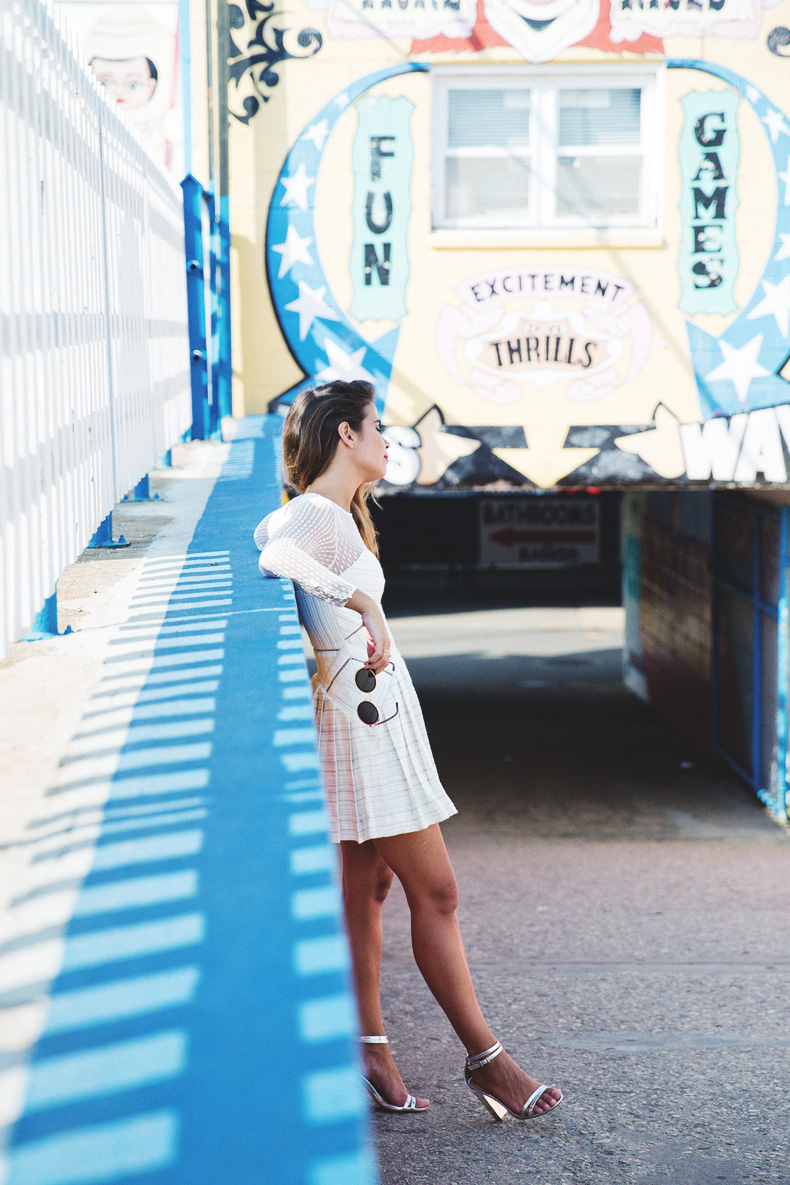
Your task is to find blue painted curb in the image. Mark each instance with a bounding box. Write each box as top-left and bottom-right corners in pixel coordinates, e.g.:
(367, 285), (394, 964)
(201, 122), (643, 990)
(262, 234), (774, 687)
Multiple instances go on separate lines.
(5, 416), (376, 1185)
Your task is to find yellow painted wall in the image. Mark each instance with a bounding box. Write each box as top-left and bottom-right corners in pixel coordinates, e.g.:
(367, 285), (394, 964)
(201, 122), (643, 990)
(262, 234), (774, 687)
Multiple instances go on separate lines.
(222, 0), (790, 488)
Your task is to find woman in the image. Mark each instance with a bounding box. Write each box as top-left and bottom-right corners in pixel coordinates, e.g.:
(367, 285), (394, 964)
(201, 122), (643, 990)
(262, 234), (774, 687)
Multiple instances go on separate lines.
(254, 379), (562, 1122)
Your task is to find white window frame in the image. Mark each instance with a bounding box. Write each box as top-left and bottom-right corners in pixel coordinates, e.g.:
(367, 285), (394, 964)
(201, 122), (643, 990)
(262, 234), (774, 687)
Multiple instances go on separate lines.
(431, 64), (664, 236)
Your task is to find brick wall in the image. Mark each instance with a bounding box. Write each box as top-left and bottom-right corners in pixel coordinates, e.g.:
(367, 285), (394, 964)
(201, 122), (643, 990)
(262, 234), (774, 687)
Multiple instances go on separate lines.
(624, 492), (713, 748)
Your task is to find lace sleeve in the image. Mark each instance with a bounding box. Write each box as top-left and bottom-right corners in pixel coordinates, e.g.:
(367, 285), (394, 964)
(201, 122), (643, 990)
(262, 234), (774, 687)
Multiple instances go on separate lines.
(253, 495), (362, 607)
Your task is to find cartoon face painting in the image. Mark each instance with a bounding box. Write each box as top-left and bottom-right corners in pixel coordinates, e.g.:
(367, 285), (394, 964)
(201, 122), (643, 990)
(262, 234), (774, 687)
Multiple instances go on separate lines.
(483, 0), (600, 62)
(90, 56), (158, 109)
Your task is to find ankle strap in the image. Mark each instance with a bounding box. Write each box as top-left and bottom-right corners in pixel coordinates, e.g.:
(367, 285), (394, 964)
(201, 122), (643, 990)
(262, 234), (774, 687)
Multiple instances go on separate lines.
(359, 1035), (389, 1044)
(465, 1040), (503, 1071)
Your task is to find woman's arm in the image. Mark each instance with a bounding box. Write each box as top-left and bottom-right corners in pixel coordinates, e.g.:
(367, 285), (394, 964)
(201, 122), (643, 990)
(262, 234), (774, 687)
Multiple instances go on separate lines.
(346, 589), (391, 674)
(258, 534), (356, 607)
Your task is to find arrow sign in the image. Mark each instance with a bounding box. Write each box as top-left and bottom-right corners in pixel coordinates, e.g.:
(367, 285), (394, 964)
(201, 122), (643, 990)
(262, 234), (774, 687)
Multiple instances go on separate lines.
(266, 63), (428, 415)
(490, 528), (596, 546)
(668, 59), (790, 418)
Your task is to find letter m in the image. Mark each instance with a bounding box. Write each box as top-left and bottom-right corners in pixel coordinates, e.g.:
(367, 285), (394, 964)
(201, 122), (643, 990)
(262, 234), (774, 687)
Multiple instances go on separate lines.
(692, 186), (727, 220)
(679, 414), (747, 481)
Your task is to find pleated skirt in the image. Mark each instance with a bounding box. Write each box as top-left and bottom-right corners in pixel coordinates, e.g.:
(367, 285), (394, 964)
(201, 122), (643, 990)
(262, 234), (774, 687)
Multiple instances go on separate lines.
(312, 631), (458, 843)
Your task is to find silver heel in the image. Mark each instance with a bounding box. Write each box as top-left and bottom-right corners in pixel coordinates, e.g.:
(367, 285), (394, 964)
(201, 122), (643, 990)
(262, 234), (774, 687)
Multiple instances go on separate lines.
(358, 1036), (429, 1113)
(477, 1091), (509, 1121)
(464, 1040), (563, 1122)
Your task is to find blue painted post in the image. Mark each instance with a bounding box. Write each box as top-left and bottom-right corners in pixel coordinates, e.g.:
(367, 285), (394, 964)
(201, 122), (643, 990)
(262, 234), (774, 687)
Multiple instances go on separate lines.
(776, 506), (789, 821)
(181, 175), (210, 441)
(160, 449), (173, 467)
(33, 593), (57, 635)
(21, 591), (72, 640)
(121, 475), (160, 502)
(206, 188), (221, 439)
(86, 513), (130, 549)
(217, 193), (233, 427)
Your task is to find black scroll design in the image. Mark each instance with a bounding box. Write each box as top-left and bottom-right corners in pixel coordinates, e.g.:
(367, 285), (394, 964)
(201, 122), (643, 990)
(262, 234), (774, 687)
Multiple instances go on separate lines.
(228, 0), (323, 125)
(767, 26), (790, 57)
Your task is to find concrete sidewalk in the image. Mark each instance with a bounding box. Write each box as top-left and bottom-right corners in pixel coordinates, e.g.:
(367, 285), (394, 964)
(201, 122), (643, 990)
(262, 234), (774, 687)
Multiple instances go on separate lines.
(370, 604), (790, 1185)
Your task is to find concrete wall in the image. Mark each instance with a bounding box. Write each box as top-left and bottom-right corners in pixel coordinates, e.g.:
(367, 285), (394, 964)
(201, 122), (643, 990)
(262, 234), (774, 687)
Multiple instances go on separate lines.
(624, 487), (790, 817)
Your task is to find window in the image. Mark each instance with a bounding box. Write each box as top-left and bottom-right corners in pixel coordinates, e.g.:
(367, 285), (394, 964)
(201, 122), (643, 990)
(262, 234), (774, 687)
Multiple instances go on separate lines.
(432, 68), (661, 232)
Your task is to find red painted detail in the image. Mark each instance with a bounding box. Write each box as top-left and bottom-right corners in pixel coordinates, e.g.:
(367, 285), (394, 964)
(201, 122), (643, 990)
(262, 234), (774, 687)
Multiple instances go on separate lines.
(409, 0), (663, 56)
(576, 0), (663, 54)
(410, 0), (508, 54)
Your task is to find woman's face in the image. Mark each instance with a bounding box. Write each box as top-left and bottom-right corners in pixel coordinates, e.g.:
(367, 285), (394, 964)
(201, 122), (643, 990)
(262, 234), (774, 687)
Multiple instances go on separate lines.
(91, 57), (157, 110)
(348, 400), (390, 482)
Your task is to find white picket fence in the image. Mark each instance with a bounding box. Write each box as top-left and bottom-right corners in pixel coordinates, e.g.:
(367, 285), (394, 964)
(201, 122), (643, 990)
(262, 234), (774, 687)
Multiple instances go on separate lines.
(0, 0), (192, 660)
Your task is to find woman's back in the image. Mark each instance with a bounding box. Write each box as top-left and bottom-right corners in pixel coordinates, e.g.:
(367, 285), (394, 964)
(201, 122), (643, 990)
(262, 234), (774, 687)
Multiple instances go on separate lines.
(254, 490), (385, 649)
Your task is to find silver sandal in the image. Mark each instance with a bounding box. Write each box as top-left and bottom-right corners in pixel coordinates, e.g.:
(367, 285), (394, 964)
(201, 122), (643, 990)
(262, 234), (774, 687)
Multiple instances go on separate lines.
(358, 1036), (429, 1113)
(464, 1040), (563, 1121)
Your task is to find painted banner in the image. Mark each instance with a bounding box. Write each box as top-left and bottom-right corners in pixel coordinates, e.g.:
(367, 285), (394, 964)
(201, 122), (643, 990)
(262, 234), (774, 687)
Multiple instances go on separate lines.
(266, 64), (428, 412)
(678, 90), (740, 317)
(671, 60), (790, 419)
(479, 497), (601, 567)
(436, 266), (653, 411)
(611, 0), (767, 41)
(327, 0), (476, 41)
(350, 96), (414, 322)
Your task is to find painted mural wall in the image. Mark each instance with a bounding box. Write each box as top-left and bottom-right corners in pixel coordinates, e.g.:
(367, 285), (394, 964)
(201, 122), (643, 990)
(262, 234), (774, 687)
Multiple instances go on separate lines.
(226, 0), (790, 489)
(56, 0), (185, 173)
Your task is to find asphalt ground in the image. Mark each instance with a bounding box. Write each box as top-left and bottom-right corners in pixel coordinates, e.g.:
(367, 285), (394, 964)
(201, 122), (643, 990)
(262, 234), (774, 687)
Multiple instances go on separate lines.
(364, 595), (790, 1185)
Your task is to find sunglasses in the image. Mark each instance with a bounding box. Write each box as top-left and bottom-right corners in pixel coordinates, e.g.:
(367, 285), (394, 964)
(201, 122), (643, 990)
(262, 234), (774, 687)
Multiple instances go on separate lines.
(355, 666), (399, 726)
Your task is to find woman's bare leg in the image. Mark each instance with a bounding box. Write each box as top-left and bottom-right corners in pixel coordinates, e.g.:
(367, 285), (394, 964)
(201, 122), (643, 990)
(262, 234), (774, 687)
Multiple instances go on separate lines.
(340, 839), (429, 1108)
(372, 824), (560, 1116)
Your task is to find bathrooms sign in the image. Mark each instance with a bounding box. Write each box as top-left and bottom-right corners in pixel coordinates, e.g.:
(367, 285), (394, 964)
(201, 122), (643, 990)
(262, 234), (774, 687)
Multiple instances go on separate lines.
(479, 496), (601, 567)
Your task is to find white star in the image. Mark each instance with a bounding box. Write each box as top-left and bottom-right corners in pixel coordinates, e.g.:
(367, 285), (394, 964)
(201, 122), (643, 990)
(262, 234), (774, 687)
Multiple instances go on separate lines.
(284, 281), (341, 341)
(746, 85), (761, 104)
(334, 92), (350, 110)
(271, 225), (314, 279)
(777, 155), (790, 205)
(747, 275), (790, 337)
(762, 108), (790, 144)
(775, 232), (790, 262)
(279, 163), (315, 212)
(314, 339), (376, 384)
(303, 119), (329, 151)
(706, 335), (770, 405)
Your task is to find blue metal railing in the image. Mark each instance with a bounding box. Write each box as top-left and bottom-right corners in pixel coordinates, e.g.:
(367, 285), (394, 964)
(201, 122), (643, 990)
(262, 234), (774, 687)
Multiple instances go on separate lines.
(181, 175), (233, 442)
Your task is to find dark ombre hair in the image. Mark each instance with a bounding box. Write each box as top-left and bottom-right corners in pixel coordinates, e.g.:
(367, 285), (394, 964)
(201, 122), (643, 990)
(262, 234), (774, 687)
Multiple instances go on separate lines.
(282, 380), (381, 556)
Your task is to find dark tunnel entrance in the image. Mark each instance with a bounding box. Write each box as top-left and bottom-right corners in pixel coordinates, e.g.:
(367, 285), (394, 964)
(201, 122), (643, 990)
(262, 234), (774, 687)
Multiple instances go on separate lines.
(369, 488), (789, 829)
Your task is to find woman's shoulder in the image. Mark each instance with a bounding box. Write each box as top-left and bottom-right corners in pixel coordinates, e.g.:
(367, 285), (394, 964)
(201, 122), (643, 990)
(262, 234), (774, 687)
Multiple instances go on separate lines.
(255, 492), (346, 544)
(284, 491), (355, 527)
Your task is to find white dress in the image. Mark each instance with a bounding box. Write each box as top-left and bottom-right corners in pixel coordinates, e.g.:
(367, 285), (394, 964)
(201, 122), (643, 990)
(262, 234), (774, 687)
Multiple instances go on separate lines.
(254, 491), (457, 843)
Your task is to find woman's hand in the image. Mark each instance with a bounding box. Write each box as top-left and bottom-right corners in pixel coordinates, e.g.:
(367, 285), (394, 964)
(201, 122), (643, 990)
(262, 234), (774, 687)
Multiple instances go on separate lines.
(346, 590), (391, 673)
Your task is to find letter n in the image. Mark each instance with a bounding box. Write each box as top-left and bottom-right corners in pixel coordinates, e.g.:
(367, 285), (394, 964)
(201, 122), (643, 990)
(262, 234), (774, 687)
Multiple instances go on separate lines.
(364, 243), (391, 286)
